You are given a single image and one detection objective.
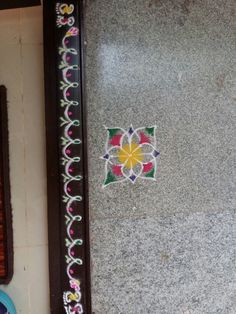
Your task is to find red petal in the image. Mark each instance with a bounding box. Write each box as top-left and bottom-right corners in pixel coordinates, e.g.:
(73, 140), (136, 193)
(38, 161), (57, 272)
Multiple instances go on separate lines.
(143, 162), (153, 173)
(110, 134), (122, 146)
(140, 132), (150, 144)
(112, 165), (123, 176)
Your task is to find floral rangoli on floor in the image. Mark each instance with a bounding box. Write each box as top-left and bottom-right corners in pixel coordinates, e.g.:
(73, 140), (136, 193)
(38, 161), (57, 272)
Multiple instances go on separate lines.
(102, 126), (160, 187)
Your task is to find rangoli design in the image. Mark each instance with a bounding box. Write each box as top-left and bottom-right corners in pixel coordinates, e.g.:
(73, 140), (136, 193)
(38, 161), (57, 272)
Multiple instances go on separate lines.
(102, 126), (160, 186)
(56, 3), (83, 314)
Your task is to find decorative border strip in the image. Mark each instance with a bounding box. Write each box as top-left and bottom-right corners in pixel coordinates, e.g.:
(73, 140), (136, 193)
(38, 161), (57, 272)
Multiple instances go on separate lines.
(44, 1), (91, 312)
(56, 3), (83, 313)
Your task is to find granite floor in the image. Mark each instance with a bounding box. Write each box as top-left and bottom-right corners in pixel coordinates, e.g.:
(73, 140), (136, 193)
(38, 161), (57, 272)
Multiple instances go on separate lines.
(85, 0), (236, 313)
(91, 210), (236, 314)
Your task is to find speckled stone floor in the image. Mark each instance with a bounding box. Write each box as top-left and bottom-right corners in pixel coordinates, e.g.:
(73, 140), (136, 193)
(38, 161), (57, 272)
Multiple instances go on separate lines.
(85, 0), (236, 313)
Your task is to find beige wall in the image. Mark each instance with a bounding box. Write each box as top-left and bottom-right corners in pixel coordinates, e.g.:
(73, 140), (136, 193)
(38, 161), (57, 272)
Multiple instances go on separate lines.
(0, 6), (49, 313)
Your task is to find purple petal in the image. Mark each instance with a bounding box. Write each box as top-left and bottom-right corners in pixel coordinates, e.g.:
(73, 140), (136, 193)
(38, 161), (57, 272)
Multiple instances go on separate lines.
(128, 127), (134, 135)
(153, 150), (160, 158)
(129, 174), (136, 182)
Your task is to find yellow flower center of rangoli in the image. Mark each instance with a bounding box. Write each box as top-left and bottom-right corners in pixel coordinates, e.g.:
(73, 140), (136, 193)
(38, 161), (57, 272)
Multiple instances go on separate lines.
(118, 143), (143, 169)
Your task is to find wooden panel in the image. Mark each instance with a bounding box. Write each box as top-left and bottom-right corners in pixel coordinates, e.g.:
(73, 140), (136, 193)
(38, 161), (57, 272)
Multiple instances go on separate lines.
(0, 0), (40, 10)
(43, 1), (91, 313)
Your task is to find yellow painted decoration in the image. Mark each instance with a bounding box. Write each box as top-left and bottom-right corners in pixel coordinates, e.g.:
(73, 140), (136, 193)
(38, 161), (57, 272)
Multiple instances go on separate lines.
(118, 143), (143, 169)
(60, 4), (74, 15)
(68, 293), (79, 302)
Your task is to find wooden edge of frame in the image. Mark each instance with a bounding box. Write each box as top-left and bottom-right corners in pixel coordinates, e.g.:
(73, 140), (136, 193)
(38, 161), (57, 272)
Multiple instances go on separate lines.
(0, 85), (13, 285)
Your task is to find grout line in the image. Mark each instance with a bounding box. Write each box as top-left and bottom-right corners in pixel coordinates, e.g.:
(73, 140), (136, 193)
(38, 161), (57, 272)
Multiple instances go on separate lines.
(90, 207), (236, 223)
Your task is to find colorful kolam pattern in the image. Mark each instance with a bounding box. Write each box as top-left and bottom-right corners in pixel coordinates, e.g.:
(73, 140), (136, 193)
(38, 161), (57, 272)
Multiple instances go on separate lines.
(102, 126), (160, 187)
(56, 3), (83, 313)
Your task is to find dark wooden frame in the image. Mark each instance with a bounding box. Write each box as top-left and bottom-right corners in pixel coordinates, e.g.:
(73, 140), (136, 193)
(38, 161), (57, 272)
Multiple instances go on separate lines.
(0, 0), (40, 10)
(0, 86), (13, 284)
(43, 1), (91, 313)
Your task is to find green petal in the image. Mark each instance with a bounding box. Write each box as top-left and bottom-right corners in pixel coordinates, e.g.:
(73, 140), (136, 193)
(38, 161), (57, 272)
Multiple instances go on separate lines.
(145, 168), (155, 178)
(104, 171), (117, 186)
(107, 128), (121, 138)
(145, 127), (155, 137)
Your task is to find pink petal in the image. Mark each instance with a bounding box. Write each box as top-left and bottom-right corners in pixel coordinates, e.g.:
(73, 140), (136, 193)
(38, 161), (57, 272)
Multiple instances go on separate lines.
(68, 27), (79, 36)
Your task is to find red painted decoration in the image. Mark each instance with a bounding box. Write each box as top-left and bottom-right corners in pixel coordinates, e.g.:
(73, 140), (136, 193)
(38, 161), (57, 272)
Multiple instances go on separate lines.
(143, 162), (153, 173)
(140, 132), (150, 144)
(110, 134), (122, 146)
(112, 165), (123, 176)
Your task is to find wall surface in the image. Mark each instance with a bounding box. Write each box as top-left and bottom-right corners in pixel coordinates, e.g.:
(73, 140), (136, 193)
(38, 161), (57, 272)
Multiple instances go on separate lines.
(86, 0), (236, 313)
(0, 6), (49, 313)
